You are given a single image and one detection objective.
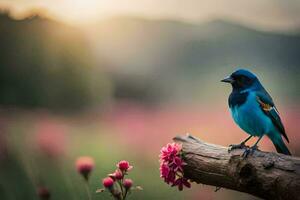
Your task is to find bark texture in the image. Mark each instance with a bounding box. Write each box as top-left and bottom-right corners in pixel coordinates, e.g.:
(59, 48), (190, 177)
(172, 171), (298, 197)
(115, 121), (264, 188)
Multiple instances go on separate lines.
(173, 134), (300, 200)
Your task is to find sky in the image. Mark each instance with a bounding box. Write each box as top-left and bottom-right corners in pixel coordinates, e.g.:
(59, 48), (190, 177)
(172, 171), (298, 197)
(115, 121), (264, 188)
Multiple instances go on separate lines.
(1, 0), (300, 31)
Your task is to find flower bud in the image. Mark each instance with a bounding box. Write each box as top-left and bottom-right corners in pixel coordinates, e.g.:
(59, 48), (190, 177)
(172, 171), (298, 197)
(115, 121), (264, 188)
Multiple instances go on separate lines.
(123, 179), (133, 190)
(75, 156), (95, 181)
(37, 186), (51, 200)
(102, 177), (114, 188)
(117, 160), (133, 172)
(114, 170), (123, 180)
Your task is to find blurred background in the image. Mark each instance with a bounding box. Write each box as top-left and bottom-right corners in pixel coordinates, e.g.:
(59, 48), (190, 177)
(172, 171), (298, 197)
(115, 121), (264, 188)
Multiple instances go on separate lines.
(0, 0), (299, 199)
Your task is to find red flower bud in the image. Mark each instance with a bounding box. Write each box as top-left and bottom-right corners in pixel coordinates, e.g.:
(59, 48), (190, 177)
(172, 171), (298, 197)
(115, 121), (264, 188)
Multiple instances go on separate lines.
(102, 177), (114, 188)
(37, 186), (51, 200)
(75, 156), (95, 181)
(114, 170), (123, 180)
(123, 179), (133, 189)
(117, 160), (133, 171)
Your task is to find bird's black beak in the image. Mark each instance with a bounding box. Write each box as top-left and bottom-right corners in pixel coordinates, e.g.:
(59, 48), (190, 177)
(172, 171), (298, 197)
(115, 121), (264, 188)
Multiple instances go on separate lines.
(221, 76), (234, 83)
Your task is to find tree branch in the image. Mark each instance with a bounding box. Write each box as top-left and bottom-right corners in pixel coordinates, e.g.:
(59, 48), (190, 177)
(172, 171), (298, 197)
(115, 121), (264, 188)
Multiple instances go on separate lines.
(173, 134), (300, 200)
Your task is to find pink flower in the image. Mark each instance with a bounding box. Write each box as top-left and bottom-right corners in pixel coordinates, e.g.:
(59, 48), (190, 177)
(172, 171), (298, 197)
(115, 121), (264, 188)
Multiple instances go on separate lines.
(37, 186), (51, 200)
(172, 177), (191, 191)
(123, 179), (133, 189)
(117, 160), (133, 172)
(35, 120), (67, 158)
(159, 143), (181, 162)
(109, 170), (123, 180)
(159, 143), (190, 191)
(100, 160), (140, 199)
(75, 156), (95, 180)
(160, 163), (170, 178)
(103, 177), (114, 188)
(114, 170), (123, 180)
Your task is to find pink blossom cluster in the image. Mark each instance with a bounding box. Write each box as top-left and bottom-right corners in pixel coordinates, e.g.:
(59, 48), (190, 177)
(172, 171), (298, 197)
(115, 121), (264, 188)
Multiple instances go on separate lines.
(74, 157), (141, 200)
(159, 143), (191, 191)
(100, 160), (142, 200)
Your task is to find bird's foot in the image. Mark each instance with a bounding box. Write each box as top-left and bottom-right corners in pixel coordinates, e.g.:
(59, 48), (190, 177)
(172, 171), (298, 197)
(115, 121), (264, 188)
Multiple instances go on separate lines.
(242, 145), (258, 158)
(228, 143), (248, 152)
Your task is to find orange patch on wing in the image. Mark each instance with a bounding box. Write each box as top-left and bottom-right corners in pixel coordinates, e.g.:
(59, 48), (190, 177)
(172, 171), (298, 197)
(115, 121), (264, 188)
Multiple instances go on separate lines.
(257, 97), (272, 111)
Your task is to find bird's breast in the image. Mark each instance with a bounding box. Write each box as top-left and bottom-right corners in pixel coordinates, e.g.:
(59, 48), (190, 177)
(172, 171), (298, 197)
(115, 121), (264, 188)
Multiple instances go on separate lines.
(230, 92), (274, 136)
(228, 90), (248, 108)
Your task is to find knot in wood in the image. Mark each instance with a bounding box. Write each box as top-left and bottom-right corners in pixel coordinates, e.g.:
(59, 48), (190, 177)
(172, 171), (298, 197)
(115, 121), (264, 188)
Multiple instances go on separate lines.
(238, 162), (259, 188)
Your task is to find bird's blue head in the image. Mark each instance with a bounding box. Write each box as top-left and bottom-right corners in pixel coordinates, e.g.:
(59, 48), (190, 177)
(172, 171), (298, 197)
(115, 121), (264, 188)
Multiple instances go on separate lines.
(221, 69), (259, 91)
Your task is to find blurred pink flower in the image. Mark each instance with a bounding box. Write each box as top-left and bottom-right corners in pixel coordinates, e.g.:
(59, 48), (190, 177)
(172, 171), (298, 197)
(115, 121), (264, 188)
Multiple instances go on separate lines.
(159, 143), (191, 191)
(75, 156), (95, 181)
(35, 120), (68, 158)
(117, 160), (133, 172)
(37, 186), (51, 200)
(102, 101), (300, 159)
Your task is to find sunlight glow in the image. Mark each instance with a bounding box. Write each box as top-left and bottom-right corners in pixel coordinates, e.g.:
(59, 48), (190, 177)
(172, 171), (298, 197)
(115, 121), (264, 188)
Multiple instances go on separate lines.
(0, 0), (299, 30)
(55, 0), (110, 23)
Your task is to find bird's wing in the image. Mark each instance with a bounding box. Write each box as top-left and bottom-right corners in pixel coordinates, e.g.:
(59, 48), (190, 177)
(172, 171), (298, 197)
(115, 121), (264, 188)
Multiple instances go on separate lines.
(256, 91), (289, 143)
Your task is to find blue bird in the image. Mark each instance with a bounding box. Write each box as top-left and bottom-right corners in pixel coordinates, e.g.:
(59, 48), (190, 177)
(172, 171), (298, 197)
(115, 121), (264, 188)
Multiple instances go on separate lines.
(221, 69), (291, 156)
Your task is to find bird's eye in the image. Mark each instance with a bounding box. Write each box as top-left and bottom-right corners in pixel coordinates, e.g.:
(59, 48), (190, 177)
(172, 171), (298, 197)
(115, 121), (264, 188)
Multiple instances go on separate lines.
(240, 75), (252, 84)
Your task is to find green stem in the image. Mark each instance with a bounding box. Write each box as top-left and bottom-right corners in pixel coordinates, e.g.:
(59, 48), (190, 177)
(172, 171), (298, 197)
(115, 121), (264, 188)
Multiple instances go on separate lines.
(84, 181), (92, 200)
(114, 195), (122, 200)
(124, 189), (128, 200)
(118, 180), (124, 199)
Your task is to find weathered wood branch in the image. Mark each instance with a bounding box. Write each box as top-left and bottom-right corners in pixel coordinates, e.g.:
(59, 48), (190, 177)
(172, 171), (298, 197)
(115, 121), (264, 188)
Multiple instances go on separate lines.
(173, 134), (300, 200)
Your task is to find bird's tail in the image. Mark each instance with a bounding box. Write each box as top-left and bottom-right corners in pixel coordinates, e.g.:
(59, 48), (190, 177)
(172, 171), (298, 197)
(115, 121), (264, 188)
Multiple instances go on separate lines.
(269, 133), (291, 155)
